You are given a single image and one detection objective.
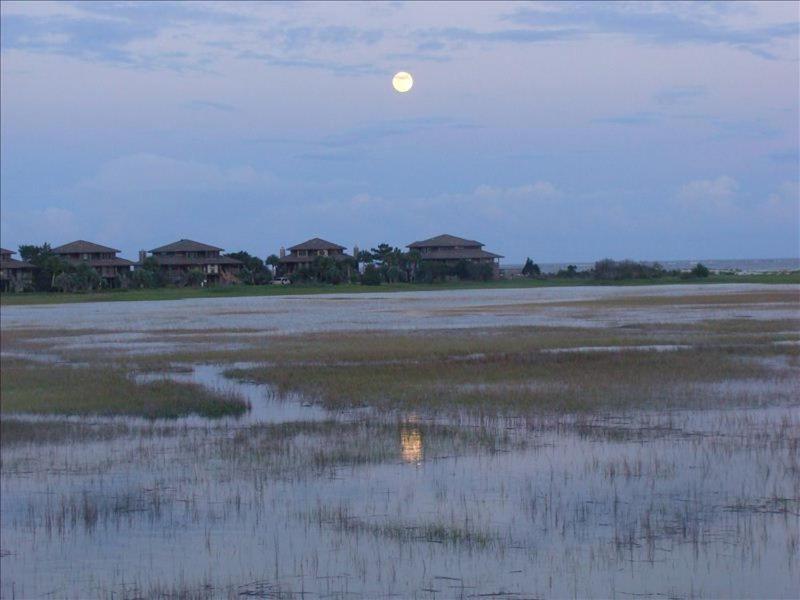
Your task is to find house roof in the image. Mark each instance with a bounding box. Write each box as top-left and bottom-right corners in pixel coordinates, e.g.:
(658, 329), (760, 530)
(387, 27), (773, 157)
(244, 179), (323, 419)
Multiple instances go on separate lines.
(0, 248), (14, 256)
(278, 253), (351, 264)
(52, 240), (121, 254)
(150, 239), (223, 253)
(60, 257), (135, 267)
(287, 238), (346, 252)
(0, 257), (35, 269)
(143, 255), (241, 266)
(419, 248), (503, 261)
(407, 234), (484, 249)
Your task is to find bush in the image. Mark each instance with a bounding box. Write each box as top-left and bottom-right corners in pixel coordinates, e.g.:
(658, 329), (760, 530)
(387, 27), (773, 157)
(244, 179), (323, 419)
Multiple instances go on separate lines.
(593, 259), (665, 281)
(522, 258), (541, 277)
(52, 263), (102, 293)
(557, 265), (580, 278)
(183, 269), (206, 287)
(360, 264), (382, 286)
(691, 263), (710, 278)
(467, 262), (494, 281)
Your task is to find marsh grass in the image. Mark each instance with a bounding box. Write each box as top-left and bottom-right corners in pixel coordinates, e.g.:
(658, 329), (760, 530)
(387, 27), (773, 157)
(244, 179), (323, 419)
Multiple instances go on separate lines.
(308, 504), (497, 549)
(0, 359), (249, 419)
(435, 289), (800, 316)
(225, 345), (798, 413)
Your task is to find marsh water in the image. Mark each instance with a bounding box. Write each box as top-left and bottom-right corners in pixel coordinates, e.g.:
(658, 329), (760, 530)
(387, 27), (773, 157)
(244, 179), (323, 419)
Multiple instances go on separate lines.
(2, 284), (799, 598)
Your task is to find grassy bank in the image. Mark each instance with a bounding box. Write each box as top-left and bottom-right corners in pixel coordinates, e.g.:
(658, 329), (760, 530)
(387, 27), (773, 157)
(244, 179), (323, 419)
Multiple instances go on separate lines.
(2, 271), (798, 306)
(0, 359), (248, 419)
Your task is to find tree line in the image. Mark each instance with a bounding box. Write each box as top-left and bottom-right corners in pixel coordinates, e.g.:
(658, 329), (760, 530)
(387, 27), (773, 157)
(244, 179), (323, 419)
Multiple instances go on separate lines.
(519, 257), (710, 281)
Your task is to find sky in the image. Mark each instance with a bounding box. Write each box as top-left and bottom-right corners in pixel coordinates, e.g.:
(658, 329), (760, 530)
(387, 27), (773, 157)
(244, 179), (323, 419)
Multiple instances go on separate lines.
(1, 0), (798, 263)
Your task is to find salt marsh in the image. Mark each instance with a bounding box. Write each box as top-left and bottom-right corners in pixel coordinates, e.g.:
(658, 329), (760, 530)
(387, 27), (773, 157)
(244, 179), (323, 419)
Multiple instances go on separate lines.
(1, 284), (798, 598)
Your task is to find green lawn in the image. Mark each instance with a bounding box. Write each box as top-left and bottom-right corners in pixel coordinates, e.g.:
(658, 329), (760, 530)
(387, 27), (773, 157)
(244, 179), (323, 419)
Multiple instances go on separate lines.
(2, 272), (798, 306)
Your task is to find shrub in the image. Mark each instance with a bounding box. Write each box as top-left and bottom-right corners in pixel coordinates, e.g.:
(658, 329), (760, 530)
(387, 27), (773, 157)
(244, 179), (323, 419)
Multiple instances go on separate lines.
(691, 263), (710, 278)
(361, 264), (382, 286)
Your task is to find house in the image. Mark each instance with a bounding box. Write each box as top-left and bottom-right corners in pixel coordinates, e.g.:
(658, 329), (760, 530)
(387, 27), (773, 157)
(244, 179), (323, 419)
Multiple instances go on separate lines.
(277, 238), (353, 275)
(52, 240), (134, 287)
(407, 234), (503, 277)
(0, 248), (36, 292)
(140, 239), (242, 285)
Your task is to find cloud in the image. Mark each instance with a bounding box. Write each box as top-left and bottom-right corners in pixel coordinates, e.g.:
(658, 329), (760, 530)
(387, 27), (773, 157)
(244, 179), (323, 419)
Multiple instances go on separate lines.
(507, 3), (798, 59)
(0, 206), (79, 247)
(762, 181), (800, 221)
(320, 117), (477, 148)
(77, 154), (276, 194)
(592, 112), (660, 126)
(237, 50), (382, 76)
(677, 176), (739, 213)
(266, 26), (384, 51)
(417, 26), (581, 45)
(654, 85), (706, 106)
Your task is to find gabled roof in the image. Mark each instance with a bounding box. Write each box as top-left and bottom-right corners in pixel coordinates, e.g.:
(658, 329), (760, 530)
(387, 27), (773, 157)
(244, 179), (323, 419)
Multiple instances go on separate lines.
(279, 253), (351, 263)
(419, 248), (503, 260)
(143, 255), (241, 266)
(407, 234), (484, 249)
(0, 257), (35, 269)
(60, 257), (135, 267)
(287, 237), (346, 252)
(150, 239), (223, 253)
(0, 248), (14, 256)
(52, 240), (121, 254)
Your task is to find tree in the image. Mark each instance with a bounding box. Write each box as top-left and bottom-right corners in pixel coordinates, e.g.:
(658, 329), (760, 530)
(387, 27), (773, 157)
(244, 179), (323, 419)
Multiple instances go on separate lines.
(691, 262), (710, 278)
(18, 243), (69, 291)
(417, 261), (449, 283)
(227, 251), (270, 284)
(183, 269), (206, 287)
(266, 254), (281, 278)
(130, 268), (157, 289)
(355, 249), (374, 269)
(557, 264), (579, 278)
(521, 258), (541, 278)
(452, 260), (471, 280)
(360, 264), (382, 286)
(467, 262), (494, 281)
(131, 257), (165, 288)
(51, 262), (101, 293)
(402, 249), (421, 282)
(593, 259), (665, 281)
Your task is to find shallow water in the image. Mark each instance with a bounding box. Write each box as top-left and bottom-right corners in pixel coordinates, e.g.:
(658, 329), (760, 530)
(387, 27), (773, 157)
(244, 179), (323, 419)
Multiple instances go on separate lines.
(3, 283), (798, 337)
(134, 363), (334, 425)
(2, 406), (798, 598)
(2, 284), (799, 598)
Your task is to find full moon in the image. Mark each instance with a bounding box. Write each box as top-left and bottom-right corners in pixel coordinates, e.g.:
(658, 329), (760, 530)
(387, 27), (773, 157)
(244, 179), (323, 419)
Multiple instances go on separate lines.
(392, 71), (413, 93)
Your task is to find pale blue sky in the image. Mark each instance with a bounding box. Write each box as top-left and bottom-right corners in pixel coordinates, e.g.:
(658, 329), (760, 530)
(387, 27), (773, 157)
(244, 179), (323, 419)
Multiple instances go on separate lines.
(1, 0), (798, 262)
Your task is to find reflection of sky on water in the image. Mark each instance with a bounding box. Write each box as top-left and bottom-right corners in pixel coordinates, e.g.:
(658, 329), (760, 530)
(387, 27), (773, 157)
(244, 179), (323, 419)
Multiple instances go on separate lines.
(3, 284), (798, 338)
(1, 284), (798, 597)
(2, 407), (798, 598)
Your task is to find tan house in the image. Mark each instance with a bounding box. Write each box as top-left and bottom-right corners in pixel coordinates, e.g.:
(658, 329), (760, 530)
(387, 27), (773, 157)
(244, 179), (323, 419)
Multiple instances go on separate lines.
(407, 234), (503, 276)
(141, 239), (242, 285)
(52, 240), (134, 287)
(278, 238), (353, 275)
(0, 248), (36, 292)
